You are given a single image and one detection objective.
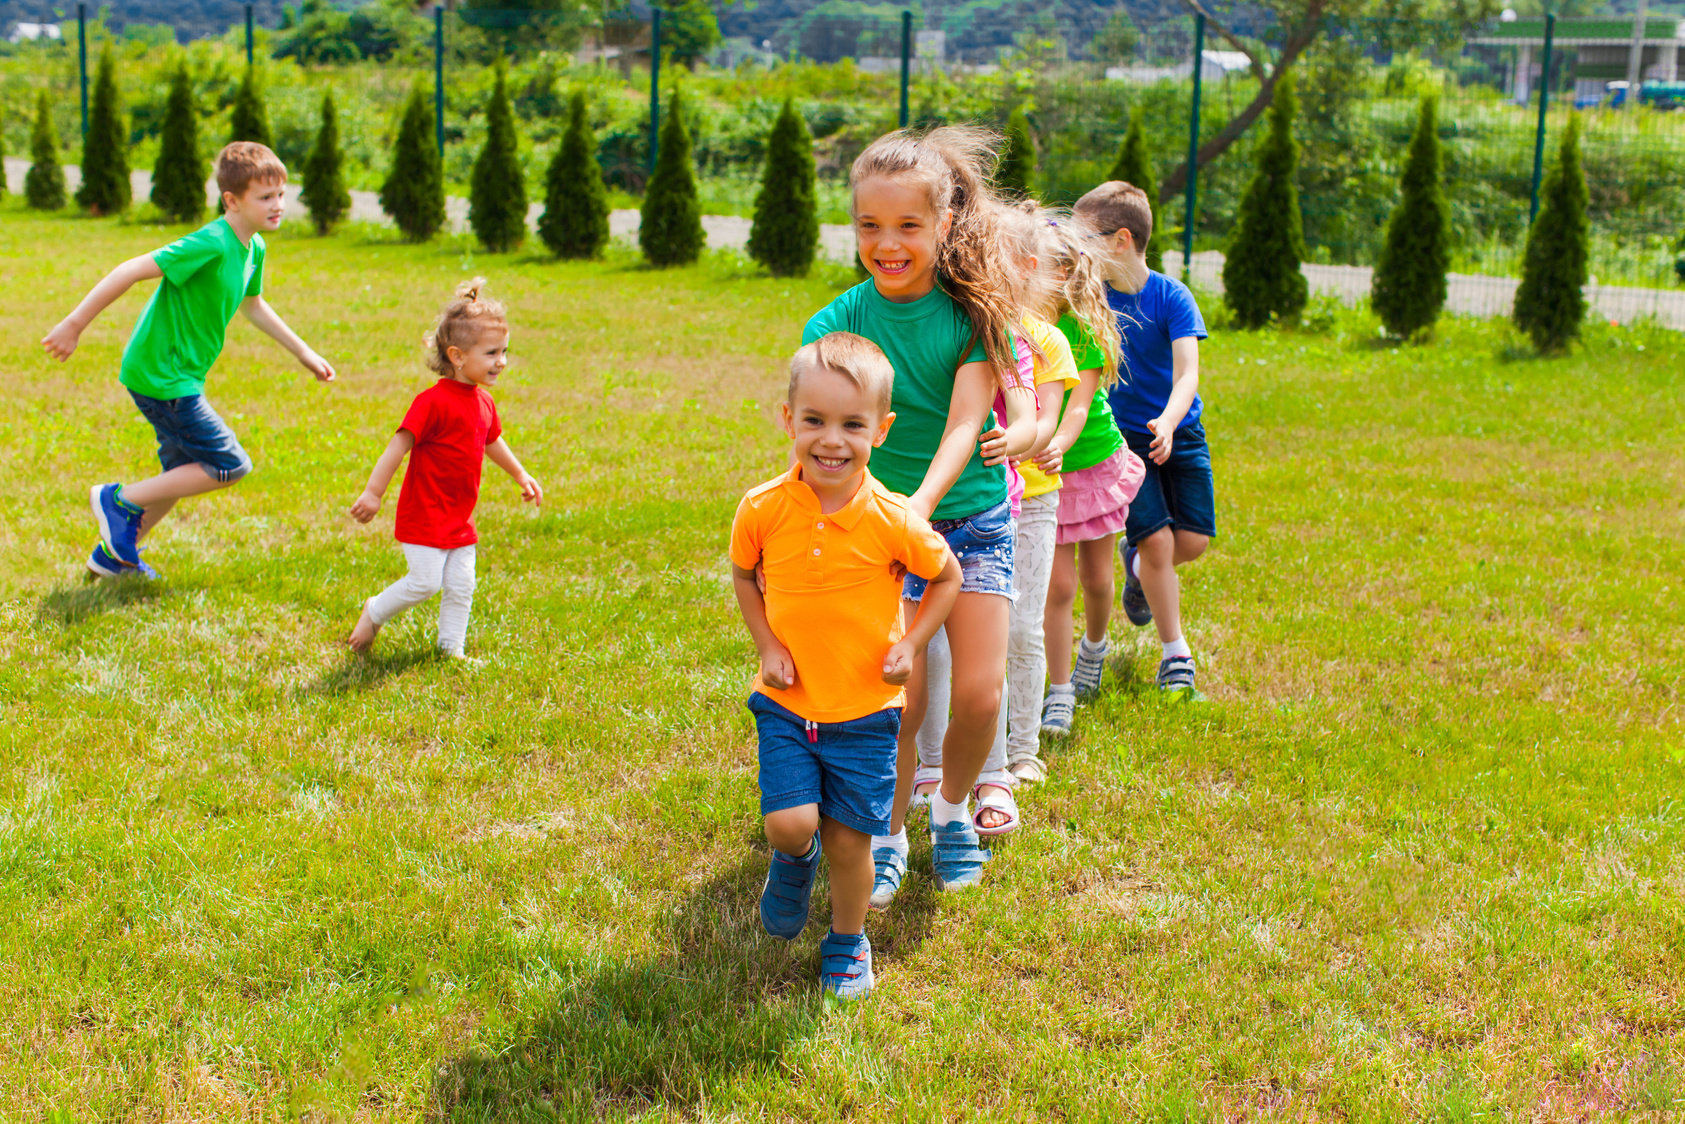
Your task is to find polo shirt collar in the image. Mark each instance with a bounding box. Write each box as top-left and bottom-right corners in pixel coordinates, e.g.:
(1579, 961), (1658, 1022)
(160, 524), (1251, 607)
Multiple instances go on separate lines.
(785, 464), (878, 530)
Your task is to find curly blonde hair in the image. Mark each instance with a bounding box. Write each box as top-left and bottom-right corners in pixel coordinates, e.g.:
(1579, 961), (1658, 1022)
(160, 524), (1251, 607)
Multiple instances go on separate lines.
(1043, 213), (1126, 386)
(424, 278), (509, 376)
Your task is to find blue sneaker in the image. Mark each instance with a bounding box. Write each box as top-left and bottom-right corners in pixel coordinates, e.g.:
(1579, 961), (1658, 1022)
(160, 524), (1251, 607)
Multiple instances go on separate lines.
(929, 818), (990, 892)
(1120, 543), (1152, 627)
(90, 484), (143, 567)
(759, 831), (821, 941)
(868, 846), (906, 911)
(1157, 655), (1197, 694)
(819, 930), (874, 1000)
(1040, 688), (1075, 736)
(1072, 636), (1109, 700)
(88, 542), (158, 581)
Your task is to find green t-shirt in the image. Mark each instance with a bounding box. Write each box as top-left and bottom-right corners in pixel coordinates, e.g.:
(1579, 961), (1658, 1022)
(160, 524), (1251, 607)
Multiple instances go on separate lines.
(803, 281), (1002, 521)
(1056, 312), (1125, 474)
(120, 219), (265, 401)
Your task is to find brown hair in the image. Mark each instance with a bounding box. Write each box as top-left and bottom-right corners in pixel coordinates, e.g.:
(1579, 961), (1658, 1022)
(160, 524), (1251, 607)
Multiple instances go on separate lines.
(850, 126), (1019, 388)
(1043, 213), (1126, 386)
(215, 141), (288, 198)
(424, 278), (509, 376)
(1073, 181), (1154, 255)
(789, 333), (895, 417)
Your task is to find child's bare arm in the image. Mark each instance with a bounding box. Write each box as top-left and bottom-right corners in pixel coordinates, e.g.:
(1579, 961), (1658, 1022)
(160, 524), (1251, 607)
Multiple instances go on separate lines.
(1035, 368), (1099, 474)
(909, 360), (995, 521)
(350, 431), (415, 522)
(484, 437), (542, 505)
(42, 254), (163, 360)
(241, 295), (337, 382)
(732, 564), (796, 689)
(1148, 338), (1200, 464)
(882, 552), (961, 685)
(980, 385), (1038, 466)
(1029, 379), (1065, 457)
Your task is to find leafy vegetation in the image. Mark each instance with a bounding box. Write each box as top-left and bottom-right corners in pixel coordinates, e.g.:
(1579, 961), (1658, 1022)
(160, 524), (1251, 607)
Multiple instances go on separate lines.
(1223, 74), (1307, 329)
(1371, 96), (1450, 340)
(467, 58), (526, 253)
(747, 98), (820, 278)
(380, 84), (446, 242)
(150, 64), (204, 221)
(1514, 115), (1590, 354)
(300, 89), (350, 234)
(1107, 110), (1162, 273)
(537, 90), (611, 260)
(641, 87), (705, 267)
(24, 91), (66, 211)
(995, 104), (1034, 198)
(76, 49), (131, 216)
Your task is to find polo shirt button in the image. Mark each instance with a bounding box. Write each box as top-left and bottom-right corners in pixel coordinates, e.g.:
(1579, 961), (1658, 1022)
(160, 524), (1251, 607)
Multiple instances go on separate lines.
(816, 522), (825, 529)
(813, 548), (821, 556)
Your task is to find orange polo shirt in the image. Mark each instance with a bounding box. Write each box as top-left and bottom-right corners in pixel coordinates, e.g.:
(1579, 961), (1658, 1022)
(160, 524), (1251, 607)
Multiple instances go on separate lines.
(730, 465), (954, 723)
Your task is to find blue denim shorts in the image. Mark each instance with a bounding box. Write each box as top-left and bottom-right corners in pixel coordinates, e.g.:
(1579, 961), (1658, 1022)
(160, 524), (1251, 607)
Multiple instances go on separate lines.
(749, 692), (900, 837)
(129, 390), (253, 483)
(902, 497), (1015, 602)
(1123, 421), (1217, 545)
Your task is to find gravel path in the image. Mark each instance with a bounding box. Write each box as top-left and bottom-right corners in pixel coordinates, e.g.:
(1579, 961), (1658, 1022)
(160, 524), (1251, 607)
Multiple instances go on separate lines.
(10, 157), (1681, 329)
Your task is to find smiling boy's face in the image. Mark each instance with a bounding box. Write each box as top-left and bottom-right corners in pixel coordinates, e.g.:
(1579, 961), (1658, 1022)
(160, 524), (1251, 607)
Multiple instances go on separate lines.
(224, 178), (288, 231)
(780, 365), (894, 492)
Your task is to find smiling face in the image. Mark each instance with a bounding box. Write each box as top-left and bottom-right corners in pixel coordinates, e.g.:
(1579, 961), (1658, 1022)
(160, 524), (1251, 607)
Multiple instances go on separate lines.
(780, 364), (893, 499)
(225, 178), (288, 233)
(852, 174), (950, 304)
(446, 326), (510, 389)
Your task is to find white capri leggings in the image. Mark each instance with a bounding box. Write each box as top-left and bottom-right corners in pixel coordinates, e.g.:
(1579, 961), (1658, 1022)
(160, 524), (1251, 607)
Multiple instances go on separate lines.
(366, 543), (477, 655)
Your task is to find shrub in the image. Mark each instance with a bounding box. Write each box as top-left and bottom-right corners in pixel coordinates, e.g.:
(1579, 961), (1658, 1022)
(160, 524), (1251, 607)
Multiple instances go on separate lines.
(640, 87), (705, 267)
(1371, 95), (1450, 340)
(77, 49), (131, 216)
(300, 89), (350, 234)
(468, 58), (527, 253)
(1222, 74), (1308, 329)
(380, 85), (447, 242)
(1513, 115), (1589, 355)
(0, 118), (7, 199)
(229, 65), (273, 147)
(537, 90), (610, 259)
(152, 64), (205, 222)
(995, 105), (1034, 198)
(747, 98), (819, 278)
(1107, 110), (1162, 272)
(24, 91), (67, 211)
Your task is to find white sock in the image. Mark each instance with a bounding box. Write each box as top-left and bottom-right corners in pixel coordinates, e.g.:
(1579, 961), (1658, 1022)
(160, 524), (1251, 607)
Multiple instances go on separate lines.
(931, 791), (969, 827)
(1080, 634), (1109, 656)
(1163, 636), (1192, 660)
(792, 835), (820, 861)
(872, 828), (908, 857)
(1128, 549), (1141, 580)
(1047, 681), (1075, 695)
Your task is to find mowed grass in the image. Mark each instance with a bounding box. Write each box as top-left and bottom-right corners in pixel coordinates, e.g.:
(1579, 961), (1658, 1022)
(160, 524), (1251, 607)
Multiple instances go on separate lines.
(1, 201), (1683, 1122)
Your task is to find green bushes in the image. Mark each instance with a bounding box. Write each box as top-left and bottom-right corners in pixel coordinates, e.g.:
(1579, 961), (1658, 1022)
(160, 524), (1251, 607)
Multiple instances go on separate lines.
(1223, 75), (1308, 329)
(996, 106), (1034, 198)
(468, 59), (527, 253)
(25, 91), (67, 211)
(1107, 110), (1162, 272)
(381, 85), (447, 242)
(640, 88), (705, 268)
(747, 98), (819, 278)
(77, 49), (131, 216)
(300, 90), (350, 234)
(538, 91), (611, 259)
(152, 65), (205, 222)
(1514, 115), (1590, 355)
(1371, 96), (1449, 340)
(230, 65), (273, 147)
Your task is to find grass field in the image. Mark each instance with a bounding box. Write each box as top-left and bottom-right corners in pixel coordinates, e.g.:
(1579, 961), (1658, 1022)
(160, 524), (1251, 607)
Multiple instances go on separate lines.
(2, 202), (1684, 1122)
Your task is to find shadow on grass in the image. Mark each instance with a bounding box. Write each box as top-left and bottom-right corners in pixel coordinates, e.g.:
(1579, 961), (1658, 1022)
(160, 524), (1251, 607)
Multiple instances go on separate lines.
(304, 648), (440, 694)
(37, 577), (174, 625)
(429, 852), (939, 1119)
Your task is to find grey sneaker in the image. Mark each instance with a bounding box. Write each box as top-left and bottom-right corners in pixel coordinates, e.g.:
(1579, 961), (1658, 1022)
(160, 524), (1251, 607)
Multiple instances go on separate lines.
(1120, 542), (1153, 627)
(1156, 655), (1196, 693)
(1040, 689), (1075, 736)
(1072, 637), (1109, 700)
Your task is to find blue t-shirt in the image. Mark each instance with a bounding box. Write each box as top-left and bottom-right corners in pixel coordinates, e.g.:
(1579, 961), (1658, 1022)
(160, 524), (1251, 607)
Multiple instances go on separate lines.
(1105, 271), (1208, 435)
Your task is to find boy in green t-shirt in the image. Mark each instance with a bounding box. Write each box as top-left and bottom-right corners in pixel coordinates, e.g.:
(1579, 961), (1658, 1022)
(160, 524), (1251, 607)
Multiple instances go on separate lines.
(42, 142), (336, 578)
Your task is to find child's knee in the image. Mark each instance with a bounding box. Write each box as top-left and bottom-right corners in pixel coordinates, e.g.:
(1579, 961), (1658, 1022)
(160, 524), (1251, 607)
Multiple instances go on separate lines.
(765, 805), (819, 850)
(951, 679), (1003, 722)
(1138, 527), (1175, 563)
(405, 571), (444, 600)
(1175, 531), (1209, 562)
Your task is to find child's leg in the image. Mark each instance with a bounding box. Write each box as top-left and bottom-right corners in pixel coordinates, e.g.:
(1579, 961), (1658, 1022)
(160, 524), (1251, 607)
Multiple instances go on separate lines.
(1135, 527), (1208, 646)
(136, 498), (176, 541)
(934, 591), (1010, 810)
(436, 545), (478, 656)
(120, 463), (239, 509)
(1043, 542), (1079, 685)
(819, 818), (871, 935)
(352, 544), (447, 650)
(886, 602), (929, 836)
(1076, 533), (1118, 644)
(766, 804), (821, 854)
(1004, 495), (1058, 773)
(914, 626), (950, 789)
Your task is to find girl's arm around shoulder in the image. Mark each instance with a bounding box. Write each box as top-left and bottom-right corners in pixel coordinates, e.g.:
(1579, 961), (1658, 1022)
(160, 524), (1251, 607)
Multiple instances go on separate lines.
(485, 437), (542, 506)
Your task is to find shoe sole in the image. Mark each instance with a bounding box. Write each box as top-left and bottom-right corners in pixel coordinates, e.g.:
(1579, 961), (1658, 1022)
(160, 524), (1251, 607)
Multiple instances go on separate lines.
(87, 554), (124, 579)
(1040, 724), (1071, 737)
(934, 873), (984, 892)
(823, 968), (875, 1001)
(89, 486), (136, 567)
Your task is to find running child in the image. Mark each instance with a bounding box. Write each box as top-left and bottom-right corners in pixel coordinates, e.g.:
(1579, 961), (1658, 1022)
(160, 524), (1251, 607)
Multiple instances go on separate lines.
(42, 142), (336, 579)
(802, 126), (1026, 904)
(347, 280), (541, 657)
(1073, 181), (1213, 695)
(732, 333), (959, 1001)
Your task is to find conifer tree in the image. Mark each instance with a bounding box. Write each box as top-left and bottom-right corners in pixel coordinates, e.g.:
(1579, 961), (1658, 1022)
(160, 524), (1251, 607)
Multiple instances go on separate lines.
(25, 91), (67, 211)
(468, 58), (527, 253)
(152, 64), (206, 222)
(1371, 95), (1449, 340)
(538, 90), (610, 259)
(639, 88), (704, 267)
(0, 120), (7, 199)
(1222, 74), (1307, 329)
(380, 84), (446, 242)
(77, 48), (130, 215)
(995, 105), (1034, 198)
(229, 65), (273, 148)
(1513, 114), (1589, 354)
(1107, 110), (1162, 272)
(300, 89), (350, 234)
(747, 98), (819, 278)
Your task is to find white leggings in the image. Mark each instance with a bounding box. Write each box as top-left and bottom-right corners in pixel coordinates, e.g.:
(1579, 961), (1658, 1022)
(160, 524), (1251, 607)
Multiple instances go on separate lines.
(366, 543), (477, 655)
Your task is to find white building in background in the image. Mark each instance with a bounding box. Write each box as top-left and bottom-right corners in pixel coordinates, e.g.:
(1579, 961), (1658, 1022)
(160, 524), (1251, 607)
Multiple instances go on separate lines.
(1470, 16), (1684, 104)
(1107, 49), (1252, 83)
(8, 22), (62, 43)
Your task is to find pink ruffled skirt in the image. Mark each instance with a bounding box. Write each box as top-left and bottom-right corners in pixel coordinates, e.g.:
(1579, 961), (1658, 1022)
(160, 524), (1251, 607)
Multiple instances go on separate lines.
(1055, 447), (1146, 546)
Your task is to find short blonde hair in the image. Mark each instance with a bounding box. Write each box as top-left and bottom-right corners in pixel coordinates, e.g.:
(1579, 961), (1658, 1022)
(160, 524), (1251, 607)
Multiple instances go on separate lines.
(425, 278), (509, 375)
(1073, 181), (1153, 253)
(216, 141), (288, 198)
(788, 333), (894, 417)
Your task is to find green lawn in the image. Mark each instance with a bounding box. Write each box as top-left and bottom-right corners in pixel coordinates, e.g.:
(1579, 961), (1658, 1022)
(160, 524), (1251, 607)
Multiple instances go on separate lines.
(2, 204), (1683, 1121)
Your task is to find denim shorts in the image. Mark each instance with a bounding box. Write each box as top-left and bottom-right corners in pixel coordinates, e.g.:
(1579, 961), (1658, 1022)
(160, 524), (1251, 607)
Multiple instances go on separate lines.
(749, 692), (900, 837)
(1123, 421), (1217, 545)
(902, 497), (1015, 602)
(129, 390), (253, 483)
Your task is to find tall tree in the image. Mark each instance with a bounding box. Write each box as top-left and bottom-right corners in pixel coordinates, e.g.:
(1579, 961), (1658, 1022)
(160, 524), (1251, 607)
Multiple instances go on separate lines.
(152, 64), (205, 222)
(1371, 95), (1450, 340)
(300, 89), (350, 234)
(640, 87), (705, 267)
(468, 58), (527, 252)
(995, 106), (1034, 198)
(77, 48), (131, 215)
(1107, 111), (1162, 273)
(380, 84), (447, 242)
(538, 90), (610, 259)
(666, 0), (723, 68)
(1221, 74), (1307, 329)
(747, 98), (819, 277)
(25, 91), (67, 211)
(1513, 115), (1589, 354)
(229, 64), (273, 147)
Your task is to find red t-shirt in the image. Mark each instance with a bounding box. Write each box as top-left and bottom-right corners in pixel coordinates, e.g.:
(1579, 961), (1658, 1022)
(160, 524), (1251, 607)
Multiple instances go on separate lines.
(393, 378), (502, 549)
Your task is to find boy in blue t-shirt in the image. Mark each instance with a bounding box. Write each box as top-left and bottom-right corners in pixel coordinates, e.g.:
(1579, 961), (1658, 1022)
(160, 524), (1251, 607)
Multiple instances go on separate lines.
(1074, 181), (1213, 695)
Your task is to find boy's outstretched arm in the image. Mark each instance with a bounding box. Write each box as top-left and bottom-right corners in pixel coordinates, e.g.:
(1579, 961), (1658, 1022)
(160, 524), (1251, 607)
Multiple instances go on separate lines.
(241, 295), (337, 382)
(42, 254), (163, 361)
(732, 564), (796, 690)
(485, 437), (542, 506)
(1147, 337), (1200, 464)
(349, 430), (415, 523)
(883, 552), (961, 685)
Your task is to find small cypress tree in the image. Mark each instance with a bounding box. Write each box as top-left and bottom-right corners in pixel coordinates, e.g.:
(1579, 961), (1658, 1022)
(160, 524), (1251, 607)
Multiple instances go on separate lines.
(229, 65), (273, 148)
(537, 90), (610, 259)
(995, 105), (1034, 198)
(380, 84), (446, 242)
(747, 98), (819, 278)
(1371, 95), (1450, 340)
(77, 49), (131, 215)
(300, 89), (350, 234)
(1222, 73), (1307, 329)
(468, 58), (527, 253)
(1107, 110), (1162, 273)
(25, 91), (67, 211)
(152, 64), (205, 222)
(1513, 114), (1589, 355)
(639, 87), (704, 267)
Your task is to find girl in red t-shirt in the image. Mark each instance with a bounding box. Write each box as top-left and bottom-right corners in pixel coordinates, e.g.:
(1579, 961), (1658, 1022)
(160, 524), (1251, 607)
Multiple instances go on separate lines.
(347, 280), (542, 656)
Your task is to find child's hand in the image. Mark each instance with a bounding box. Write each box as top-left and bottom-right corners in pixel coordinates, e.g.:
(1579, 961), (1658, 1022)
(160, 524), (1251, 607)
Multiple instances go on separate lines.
(41, 320), (81, 361)
(1033, 437), (1066, 476)
(882, 639), (916, 686)
(759, 643), (797, 690)
(301, 349), (337, 383)
(349, 489), (383, 523)
(517, 473), (542, 505)
(1146, 417), (1174, 464)
(978, 425), (1011, 467)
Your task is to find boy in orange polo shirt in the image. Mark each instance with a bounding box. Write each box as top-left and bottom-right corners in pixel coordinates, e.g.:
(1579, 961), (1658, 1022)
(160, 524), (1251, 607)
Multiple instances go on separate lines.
(730, 332), (960, 1001)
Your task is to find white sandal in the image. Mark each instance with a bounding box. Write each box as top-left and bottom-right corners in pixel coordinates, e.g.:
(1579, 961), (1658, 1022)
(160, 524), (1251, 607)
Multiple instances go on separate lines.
(908, 765), (942, 812)
(972, 782), (1021, 837)
(1009, 757), (1047, 785)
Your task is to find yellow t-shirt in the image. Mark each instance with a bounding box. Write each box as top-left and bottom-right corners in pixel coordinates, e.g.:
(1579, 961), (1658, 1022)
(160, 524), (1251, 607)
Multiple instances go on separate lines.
(1016, 315), (1081, 499)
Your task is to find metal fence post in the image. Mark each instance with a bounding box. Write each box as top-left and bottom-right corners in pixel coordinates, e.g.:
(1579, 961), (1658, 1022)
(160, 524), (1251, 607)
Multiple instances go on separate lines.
(648, 8), (662, 176)
(1182, 13), (1206, 282)
(434, 6), (445, 157)
(1529, 11), (1555, 224)
(78, 3), (88, 141)
(245, 4), (254, 67)
(899, 11), (912, 128)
